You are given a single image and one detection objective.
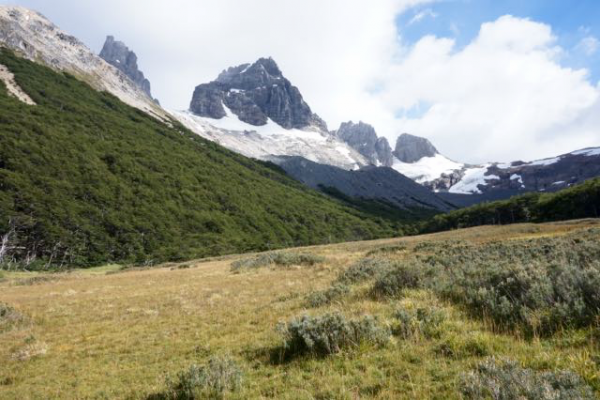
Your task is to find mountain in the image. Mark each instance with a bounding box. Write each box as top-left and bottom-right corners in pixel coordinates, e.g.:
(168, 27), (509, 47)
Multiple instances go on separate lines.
(390, 132), (600, 198)
(173, 58), (370, 170)
(0, 6), (166, 121)
(99, 35), (155, 102)
(0, 47), (406, 268)
(274, 156), (455, 212)
(190, 57), (327, 131)
(335, 121), (394, 167)
(393, 133), (439, 163)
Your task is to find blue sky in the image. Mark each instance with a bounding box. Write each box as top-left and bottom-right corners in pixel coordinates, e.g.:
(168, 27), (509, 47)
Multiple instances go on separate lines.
(397, 0), (600, 82)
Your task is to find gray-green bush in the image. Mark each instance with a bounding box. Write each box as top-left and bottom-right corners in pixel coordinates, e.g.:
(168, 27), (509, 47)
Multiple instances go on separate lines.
(306, 283), (350, 308)
(0, 303), (27, 332)
(393, 306), (446, 340)
(231, 252), (325, 272)
(371, 230), (600, 335)
(460, 357), (594, 400)
(336, 258), (392, 285)
(279, 313), (390, 357)
(161, 356), (243, 399)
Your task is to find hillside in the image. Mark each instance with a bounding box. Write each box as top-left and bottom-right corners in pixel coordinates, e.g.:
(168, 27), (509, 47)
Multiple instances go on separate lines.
(423, 177), (600, 232)
(0, 49), (407, 269)
(1, 220), (599, 398)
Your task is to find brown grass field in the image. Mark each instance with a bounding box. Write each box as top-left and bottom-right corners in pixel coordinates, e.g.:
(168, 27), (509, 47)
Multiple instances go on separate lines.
(1, 220), (600, 399)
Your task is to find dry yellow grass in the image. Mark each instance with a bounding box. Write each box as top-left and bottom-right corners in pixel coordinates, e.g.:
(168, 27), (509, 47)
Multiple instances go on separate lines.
(1, 220), (599, 399)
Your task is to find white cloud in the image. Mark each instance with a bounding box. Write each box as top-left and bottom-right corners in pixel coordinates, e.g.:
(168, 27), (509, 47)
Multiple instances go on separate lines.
(576, 36), (600, 56)
(371, 15), (600, 163)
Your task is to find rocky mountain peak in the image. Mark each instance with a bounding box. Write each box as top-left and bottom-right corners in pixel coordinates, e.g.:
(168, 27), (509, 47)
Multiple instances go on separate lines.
(336, 121), (393, 167)
(394, 133), (439, 163)
(189, 57), (327, 131)
(99, 35), (154, 100)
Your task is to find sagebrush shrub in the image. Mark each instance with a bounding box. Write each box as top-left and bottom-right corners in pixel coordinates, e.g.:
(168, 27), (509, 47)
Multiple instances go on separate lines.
(460, 357), (594, 400)
(306, 283), (350, 308)
(0, 303), (27, 332)
(336, 258), (392, 285)
(365, 244), (407, 257)
(163, 356), (242, 399)
(371, 262), (423, 298)
(279, 313), (390, 357)
(231, 252), (325, 272)
(393, 306), (446, 340)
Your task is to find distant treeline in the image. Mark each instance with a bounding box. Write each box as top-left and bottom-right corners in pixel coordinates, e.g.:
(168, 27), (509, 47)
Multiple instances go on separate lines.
(422, 178), (600, 232)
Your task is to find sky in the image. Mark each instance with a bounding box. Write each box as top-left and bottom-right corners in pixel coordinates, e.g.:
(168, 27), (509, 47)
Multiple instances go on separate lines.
(6, 0), (600, 163)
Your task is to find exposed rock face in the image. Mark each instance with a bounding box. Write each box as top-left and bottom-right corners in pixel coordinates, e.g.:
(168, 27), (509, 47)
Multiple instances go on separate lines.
(336, 121), (393, 167)
(394, 133), (439, 163)
(189, 57), (327, 131)
(274, 156), (455, 212)
(0, 6), (167, 120)
(99, 36), (153, 99)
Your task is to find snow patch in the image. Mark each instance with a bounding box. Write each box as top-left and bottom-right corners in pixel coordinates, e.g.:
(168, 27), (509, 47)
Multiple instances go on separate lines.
(449, 165), (499, 194)
(528, 156), (560, 166)
(571, 148), (600, 157)
(392, 154), (463, 183)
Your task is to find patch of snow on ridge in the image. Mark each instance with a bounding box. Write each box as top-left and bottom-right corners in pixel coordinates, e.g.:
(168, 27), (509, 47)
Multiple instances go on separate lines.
(169, 109), (368, 170)
(571, 148), (600, 157)
(528, 156), (561, 167)
(449, 165), (499, 194)
(392, 154), (463, 183)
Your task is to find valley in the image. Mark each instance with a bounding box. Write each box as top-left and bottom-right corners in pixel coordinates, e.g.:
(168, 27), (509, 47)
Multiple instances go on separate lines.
(1, 220), (599, 398)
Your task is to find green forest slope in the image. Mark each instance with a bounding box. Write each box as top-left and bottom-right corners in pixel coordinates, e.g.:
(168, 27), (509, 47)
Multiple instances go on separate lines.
(0, 49), (407, 269)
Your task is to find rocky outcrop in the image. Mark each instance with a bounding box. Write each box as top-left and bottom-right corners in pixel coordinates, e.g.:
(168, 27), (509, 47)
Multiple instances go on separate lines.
(99, 36), (153, 100)
(189, 57), (327, 131)
(394, 133), (438, 163)
(336, 121), (393, 167)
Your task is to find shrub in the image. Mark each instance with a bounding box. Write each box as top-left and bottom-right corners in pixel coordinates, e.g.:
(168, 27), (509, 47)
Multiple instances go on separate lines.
(306, 283), (350, 308)
(0, 303), (28, 332)
(393, 306), (446, 340)
(336, 258), (392, 285)
(460, 357), (594, 400)
(371, 263), (423, 299)
(162, 356), (243, 399)
(279, 313), (390, 357)
(231, 252), (325, 272)
(365, 244), (407, 257)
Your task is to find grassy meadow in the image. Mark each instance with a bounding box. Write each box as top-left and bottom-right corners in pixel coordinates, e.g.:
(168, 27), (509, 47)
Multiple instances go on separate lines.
(1, 220), (600, 399)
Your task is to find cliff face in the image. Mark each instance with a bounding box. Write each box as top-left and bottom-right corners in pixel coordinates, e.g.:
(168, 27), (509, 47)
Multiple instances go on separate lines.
(336, 121), (393, 167)
(99, 35), (154, 100)
(189, 57), (327, 131)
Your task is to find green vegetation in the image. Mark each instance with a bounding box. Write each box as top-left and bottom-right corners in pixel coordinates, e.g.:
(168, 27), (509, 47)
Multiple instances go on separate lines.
(460, 357), (594, 399)
(370, 229), (600, 335)
(0, 49), (406, 269)
(278, 313), (390, 357)
(424, 178), (600, 232)
(2, 222), (600, 398)
(156, 356), (243, 400)
(230, 251), (325, 272)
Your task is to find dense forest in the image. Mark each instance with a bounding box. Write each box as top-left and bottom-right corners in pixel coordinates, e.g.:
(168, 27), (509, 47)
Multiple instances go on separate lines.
(422, 177), (600, 232)
(0, 49), (410, 270)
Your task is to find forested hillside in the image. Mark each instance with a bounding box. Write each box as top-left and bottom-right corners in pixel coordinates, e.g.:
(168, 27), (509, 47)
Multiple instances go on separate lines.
(0, 49), (406, 269)
(423, 177), (600, 232)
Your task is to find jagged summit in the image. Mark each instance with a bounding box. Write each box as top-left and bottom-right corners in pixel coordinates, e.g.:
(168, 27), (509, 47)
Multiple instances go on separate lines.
(336, 121), (393, 167)
(394, 133), (439, 163)
(189, 57), (327, 131)
(99, 35), (154, 101)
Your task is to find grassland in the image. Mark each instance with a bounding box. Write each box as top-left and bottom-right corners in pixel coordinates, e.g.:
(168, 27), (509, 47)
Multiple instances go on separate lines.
(1, 220), (600, 399)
